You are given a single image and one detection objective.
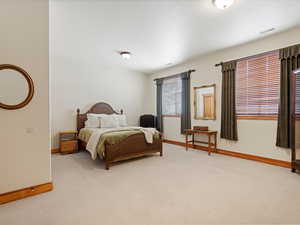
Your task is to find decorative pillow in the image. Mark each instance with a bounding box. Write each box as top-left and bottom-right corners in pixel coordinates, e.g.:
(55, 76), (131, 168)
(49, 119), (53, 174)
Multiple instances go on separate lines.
(85, 116), (100, 128)
(87, 113), (107, 119)
(87, 113), (108, 128)
(101, 116), (120, 128)
(114, 114), (128, 127)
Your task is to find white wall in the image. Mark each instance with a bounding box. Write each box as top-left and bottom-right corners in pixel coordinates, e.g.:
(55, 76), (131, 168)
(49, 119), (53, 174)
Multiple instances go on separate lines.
(0, 0), (50, 194)
(147, 26), (300, 162)
(50, 3), (148, 149)
(50, 65), (148, 148)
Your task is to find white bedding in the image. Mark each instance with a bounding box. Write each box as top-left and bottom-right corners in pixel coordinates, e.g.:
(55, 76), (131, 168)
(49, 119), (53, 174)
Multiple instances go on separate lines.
(86, 126), (157, 160)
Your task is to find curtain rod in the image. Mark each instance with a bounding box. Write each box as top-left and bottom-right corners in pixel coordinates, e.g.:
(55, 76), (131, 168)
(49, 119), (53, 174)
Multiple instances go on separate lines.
(153, 69), (196, 81)
(214, 49), (280, 67)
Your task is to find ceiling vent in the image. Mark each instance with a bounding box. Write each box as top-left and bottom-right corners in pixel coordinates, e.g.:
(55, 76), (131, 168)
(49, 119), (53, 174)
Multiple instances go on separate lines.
(260, 28), (275, 34)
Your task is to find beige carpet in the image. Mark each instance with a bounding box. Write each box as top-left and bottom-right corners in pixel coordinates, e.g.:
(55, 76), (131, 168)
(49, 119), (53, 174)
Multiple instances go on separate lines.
(1, 143), (300, 225)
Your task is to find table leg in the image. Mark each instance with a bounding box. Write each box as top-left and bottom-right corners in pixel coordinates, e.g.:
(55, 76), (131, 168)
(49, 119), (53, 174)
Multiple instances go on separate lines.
(185, 134), (188, 151)
(192, 133), (195, 147)
(208, 134), (211, 156)
(214, 133), (217, 153)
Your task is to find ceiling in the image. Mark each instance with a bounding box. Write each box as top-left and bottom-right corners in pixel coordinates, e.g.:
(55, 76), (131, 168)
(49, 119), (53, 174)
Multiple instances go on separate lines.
(50, 0), (300, 74)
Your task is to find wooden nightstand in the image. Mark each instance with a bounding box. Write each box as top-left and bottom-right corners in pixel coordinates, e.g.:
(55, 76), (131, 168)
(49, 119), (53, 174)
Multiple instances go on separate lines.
(59, 131), (78, 154)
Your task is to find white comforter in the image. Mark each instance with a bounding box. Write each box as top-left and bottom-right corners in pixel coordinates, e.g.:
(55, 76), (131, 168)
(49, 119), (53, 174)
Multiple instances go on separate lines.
(86, 126), (157, 160)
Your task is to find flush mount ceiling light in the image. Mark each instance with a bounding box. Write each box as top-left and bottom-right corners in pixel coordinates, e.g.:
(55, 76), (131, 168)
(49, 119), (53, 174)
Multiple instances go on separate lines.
(213, 0), (234, 9)
(120, 51), (131, 59)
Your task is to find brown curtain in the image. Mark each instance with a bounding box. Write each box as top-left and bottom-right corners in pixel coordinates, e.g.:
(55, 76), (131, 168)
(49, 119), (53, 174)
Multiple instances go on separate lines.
(276, 44), (300, 148)
(156, 78), (164, 132)
(180, 71), (191, 134)
(221, 61), (238, 141)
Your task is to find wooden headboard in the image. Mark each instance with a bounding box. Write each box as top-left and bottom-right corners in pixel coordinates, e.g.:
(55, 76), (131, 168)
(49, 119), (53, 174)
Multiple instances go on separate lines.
(76, 102), (123, 133)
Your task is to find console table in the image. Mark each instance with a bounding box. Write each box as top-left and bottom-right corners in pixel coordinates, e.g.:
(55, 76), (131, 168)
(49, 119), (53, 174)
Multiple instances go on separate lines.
(184, 129), (218, 155)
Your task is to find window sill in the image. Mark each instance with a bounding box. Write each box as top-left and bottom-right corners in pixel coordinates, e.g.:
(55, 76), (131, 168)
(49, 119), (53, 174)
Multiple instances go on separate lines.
(237, 115), (277, 120)
(163, 115), (181, 118)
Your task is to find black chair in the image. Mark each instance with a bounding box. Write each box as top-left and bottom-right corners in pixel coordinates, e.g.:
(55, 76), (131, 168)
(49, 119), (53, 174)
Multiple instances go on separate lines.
(140, 114), (156, 128)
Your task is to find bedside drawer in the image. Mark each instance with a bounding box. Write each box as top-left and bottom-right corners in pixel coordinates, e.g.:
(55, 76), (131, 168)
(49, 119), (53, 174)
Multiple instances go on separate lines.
(60, 140), (78, 153)
(60, 133), (77, 141)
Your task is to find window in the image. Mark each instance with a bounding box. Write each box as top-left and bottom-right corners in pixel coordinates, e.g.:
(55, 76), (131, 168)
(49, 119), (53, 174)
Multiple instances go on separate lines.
(236, 50), (280, 120)
(162, 77), (182, 116)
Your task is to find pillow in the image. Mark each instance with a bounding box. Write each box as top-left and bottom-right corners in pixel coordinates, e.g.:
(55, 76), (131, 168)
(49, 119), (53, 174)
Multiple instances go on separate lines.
(101, 116), (120, 128)
(87, 113), (108, 128)
(85, 116), (100, 128)
(87, 113), (107, 119)
(113, 114), (128, 127)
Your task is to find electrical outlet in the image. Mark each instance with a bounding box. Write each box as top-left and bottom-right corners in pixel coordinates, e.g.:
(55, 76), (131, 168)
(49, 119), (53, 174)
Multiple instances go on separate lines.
(26, 128), (34, 134)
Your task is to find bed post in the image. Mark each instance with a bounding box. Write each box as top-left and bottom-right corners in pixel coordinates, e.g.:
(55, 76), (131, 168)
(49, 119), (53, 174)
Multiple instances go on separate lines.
(104, 143), (110, 170)
(159, 133), (163, 156)
(105, 161), (110, 170)
(76, 108), (80, 134)
(76, 108), (82, 151)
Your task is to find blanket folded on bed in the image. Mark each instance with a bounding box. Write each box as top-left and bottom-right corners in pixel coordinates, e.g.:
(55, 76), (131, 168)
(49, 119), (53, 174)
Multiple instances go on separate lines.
(78, 127), (159, 160)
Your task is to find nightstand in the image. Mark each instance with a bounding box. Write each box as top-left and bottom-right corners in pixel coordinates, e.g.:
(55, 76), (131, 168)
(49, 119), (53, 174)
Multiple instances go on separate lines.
(59, 131), (78, 154)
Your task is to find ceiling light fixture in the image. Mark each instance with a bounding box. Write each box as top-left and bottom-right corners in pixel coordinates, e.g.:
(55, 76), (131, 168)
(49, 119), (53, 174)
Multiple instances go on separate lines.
(120, 51), (131, 59)
(213, 0), (234, 9)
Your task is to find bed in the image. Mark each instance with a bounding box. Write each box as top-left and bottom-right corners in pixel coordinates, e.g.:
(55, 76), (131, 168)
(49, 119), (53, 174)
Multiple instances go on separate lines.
(76, 102), (163, 169)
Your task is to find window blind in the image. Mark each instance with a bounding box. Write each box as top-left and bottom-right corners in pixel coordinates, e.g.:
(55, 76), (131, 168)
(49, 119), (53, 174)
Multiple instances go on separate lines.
(236, 50), (280, 116)
(162, 77), (182, 116)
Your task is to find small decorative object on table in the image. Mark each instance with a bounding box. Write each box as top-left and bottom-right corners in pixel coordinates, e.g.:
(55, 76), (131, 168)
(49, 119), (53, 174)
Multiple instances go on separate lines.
(59, 131), (78, 154)
(193, 126), (208, 131)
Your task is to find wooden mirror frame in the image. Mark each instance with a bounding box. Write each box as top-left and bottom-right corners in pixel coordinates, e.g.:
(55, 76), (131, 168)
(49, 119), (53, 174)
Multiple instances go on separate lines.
(194, 84), (216, 120)
(0, 64), (34, 110)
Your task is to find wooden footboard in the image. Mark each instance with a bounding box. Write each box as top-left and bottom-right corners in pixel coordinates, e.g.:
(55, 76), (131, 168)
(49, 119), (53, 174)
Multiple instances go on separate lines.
(104, 133), (162, 169)
(78, 134), (163, 170)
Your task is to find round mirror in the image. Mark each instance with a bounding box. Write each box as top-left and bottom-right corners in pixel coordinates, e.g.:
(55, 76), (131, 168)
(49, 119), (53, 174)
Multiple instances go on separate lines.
(0, 64), (34, 110)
